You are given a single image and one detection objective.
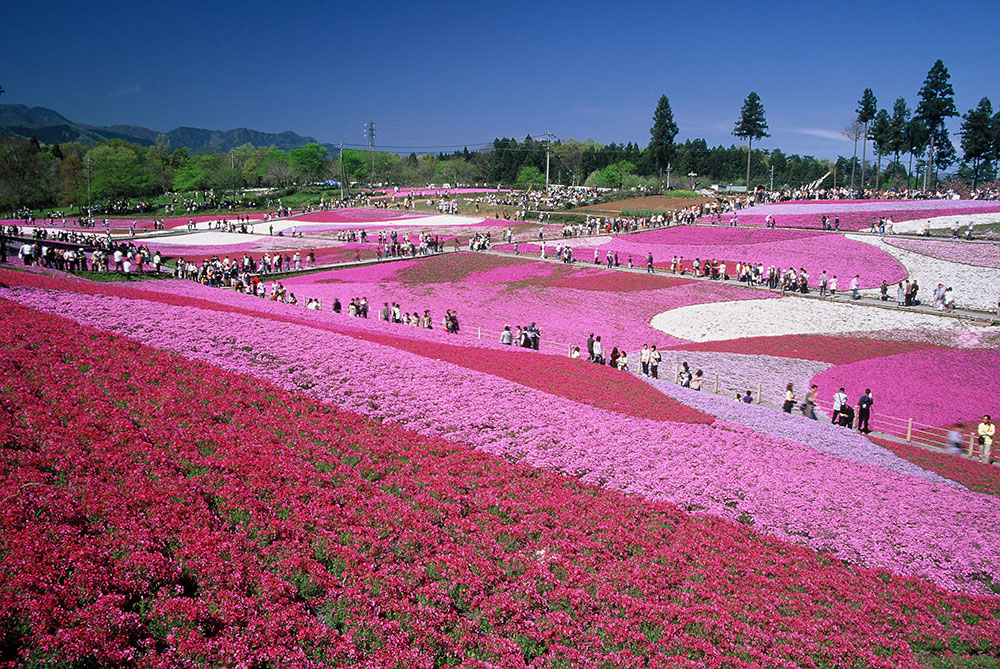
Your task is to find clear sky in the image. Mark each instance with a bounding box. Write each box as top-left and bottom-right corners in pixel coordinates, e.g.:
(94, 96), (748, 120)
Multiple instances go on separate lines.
(3, 0), (998, 159)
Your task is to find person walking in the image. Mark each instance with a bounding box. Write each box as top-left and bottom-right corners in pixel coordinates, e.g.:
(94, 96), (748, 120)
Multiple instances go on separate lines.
(649, 345), (661, 379)
(647, 252), (654, 274)
(782, 384), (798, 413)
(977, 415), (995, 464)
(640, 344), (651, 377)
(803, 385), (819, 420)
(857, 389), (873, 434)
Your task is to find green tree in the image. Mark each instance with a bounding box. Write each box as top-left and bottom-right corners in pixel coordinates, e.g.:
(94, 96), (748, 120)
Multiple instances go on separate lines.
(905, 118), (929, 187)
(649, 95), (679, 191)
(916, 59), (957, 187)
(87, 140), (157, 201)
(856, 88), (878, 189)
(870, 109), (892, 191)
(172, 154), (215, 192)
(340, 149), (370, 184)
(887, 98), (911, 186)
(515, 165), (545, 190)
(260, 149), (293, 186)
(733, 92), (769, 188)
(959, 97), (993, 190)
(289, 142), (329, 183)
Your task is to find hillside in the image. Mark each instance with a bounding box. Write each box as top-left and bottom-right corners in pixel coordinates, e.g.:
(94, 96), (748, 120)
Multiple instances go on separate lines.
(0, 103), (333, 153)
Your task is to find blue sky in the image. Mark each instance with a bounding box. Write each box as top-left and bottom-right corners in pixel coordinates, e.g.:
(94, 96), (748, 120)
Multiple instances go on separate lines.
(4, 0), (998, 159)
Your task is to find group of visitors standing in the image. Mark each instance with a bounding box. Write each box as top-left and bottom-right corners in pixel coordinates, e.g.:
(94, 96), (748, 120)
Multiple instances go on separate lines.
(783, 384), (874, 433)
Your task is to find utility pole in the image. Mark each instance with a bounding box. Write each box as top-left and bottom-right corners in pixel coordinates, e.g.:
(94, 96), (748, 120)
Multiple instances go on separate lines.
(770, 164), (774, 192)
(231, 149), (236, 203)
(666, 163), (671, 190)
(545, 130), (551, 190)
(87, 155), (92, 220)
(339, 141), (345, 201)
(364, 118), (376, 186)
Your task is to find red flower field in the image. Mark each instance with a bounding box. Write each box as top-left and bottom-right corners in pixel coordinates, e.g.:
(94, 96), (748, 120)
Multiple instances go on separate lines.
(2, 301), (999, 666)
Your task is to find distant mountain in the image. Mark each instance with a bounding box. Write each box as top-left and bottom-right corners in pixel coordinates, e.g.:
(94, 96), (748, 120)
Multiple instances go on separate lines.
(0, 103), (332, 153)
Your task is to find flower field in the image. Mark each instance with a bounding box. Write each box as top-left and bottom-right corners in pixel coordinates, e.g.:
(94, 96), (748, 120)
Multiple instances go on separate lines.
(501, 228), (906, 289)
(4, 196), (1000, 665)
(698, 200), (1000, 231)
(280, 253), (773, 352)
(885, 237), (1000, 269)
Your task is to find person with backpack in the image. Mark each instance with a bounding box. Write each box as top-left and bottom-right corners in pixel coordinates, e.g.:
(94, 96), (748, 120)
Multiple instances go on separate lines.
(649, 345), (661, 378)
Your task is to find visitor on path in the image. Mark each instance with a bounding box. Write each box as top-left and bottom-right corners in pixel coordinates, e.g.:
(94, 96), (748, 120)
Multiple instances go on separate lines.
(828, 275), (837, 297)
(649, 345), (661, 379)
(640, 344), (651, 377)
(587, 333), (595, 361)
(896, 282), (905, 306)
(802, 385), (818, 420)
(678, 362), (692, 388)
(592, 336), (604, 365)
(850, 275), (860, 300)
(832, 388), (849, 425)
(783, 383), (798, 413)
(857, 389), (873, 434)
(690, 370), (703, 391)
(500, 325), (513, 345)
(647, 252), (654, 274)
(977, 415), (994, 464)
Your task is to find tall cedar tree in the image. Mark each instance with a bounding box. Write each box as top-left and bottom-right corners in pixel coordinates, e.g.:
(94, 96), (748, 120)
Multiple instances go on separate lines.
(649, 95), (679, 191)
(917, 60), (957, 187)
(906, 117), (930, 185)
(870, 109), (892, 190)
(856, 88), (878, 190)
(733, 92), (769, 188)
(888, 98), (911, 186)
(960, 97), (994, 190)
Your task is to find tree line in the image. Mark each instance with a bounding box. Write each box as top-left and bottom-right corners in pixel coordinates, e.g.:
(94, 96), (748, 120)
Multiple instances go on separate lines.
(2, 59), (998, 214)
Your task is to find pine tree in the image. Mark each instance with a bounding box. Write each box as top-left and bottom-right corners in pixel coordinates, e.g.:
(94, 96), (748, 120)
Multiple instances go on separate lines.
(856, 88), (878, 190)
(733, 92), (769, 188)
(649, 95), (679, 191)
(960, 97), (993, 190)
(917, 60), (957, 188)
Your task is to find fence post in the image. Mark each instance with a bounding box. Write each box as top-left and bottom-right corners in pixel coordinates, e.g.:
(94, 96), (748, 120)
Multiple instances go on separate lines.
(568, 344), (572, 357)
(968, 433), (977, 458)
(906, 418), (913, 442)
(714, 373), (719, 394)
(674, 364), (679, 383)
(757, 383), (762, 404)
(477, 327), (481, 340)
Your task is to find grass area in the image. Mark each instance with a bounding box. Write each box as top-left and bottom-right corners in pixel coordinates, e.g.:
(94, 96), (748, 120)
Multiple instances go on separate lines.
(20, 187), (361, 221)
(72, 270), (177, 282)
(929, 221), (1000, 239)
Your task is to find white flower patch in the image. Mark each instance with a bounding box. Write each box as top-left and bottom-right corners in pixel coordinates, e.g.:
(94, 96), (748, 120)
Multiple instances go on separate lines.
(251, 214), (485, 234)
(147, 231), (264, 246)
(651, 298), (973, 342)
(889, 212), (1000, 235)
(848, 234), (1000, 311)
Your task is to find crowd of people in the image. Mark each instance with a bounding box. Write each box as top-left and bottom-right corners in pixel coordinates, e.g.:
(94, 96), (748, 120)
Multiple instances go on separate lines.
(500, 323), (540, 349)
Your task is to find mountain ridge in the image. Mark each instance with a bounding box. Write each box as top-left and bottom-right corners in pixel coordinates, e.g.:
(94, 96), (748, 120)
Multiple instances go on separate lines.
(0, 103), (334, 153)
